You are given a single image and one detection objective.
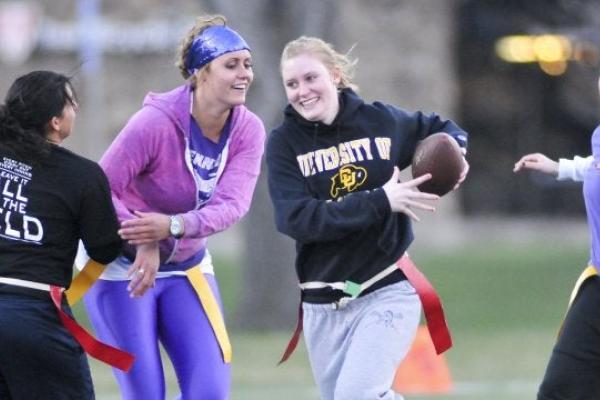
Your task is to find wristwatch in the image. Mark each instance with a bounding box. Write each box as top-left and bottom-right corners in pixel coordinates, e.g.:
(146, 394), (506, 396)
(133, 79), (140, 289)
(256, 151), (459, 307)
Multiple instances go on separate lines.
(169, 215), (185, 239)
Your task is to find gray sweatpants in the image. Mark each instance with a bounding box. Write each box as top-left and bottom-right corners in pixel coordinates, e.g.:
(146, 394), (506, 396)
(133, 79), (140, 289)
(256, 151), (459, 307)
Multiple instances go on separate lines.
(303, 281), (421, 400)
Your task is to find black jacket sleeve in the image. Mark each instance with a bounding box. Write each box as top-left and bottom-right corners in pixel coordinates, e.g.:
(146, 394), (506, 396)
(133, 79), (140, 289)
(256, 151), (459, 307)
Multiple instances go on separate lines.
(78, 164), (123, 264)
(266, 131), (391, 244)
(414, 110), (468, 148)
(378, 104), (468, 169)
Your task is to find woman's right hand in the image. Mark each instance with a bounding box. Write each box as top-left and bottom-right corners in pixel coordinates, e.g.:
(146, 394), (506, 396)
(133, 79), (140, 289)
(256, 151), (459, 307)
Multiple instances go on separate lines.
(118, 211), (171, 245)
(382, 167), (439, 221)
(127, 242), (159, 298)
(513, 153), (559, 176)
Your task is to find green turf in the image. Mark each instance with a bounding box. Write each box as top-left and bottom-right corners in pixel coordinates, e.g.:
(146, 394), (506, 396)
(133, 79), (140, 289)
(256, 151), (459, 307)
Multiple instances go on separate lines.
(84, 241), (589, 399)
(412, 242), (588, 333)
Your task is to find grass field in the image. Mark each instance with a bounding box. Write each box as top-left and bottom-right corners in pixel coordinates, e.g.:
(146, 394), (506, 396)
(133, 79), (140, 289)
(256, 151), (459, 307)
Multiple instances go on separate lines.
(81, 239), (589, 399)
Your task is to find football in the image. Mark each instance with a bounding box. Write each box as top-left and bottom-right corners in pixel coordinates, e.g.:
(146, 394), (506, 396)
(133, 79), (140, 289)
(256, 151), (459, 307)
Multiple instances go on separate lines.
(411, 132), (464, 196)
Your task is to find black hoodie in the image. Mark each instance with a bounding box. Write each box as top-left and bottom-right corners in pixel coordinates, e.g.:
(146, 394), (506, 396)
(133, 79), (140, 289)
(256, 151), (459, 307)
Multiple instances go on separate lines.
(267, 89), (468, 303)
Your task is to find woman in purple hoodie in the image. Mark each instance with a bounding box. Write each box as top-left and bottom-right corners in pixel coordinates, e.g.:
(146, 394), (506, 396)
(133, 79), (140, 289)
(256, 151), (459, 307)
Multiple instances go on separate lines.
(83, 15), (265, 399)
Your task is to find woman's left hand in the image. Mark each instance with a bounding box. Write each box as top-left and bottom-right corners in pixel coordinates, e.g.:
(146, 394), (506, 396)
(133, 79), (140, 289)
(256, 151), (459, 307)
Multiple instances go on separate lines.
(127, 242), (159, 298)
(119, 211), (171, 245)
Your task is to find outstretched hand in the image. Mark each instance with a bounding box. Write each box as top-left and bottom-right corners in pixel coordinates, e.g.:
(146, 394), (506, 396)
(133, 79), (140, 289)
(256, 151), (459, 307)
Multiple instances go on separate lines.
(119, 211), (171, 245)
(513, 153), (559, 176)
(382, 167), (439, 221)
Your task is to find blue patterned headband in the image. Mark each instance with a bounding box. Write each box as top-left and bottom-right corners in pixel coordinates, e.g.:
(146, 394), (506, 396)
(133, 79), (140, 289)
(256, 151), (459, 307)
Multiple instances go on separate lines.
(186, 25), (251, 75)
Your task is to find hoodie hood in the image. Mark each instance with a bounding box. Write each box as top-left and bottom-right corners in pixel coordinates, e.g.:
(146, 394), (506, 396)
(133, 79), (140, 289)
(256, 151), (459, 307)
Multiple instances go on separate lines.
(282, 88), (364, 134)
(141, 84), (251, 143)
(142, 84), (192, 138)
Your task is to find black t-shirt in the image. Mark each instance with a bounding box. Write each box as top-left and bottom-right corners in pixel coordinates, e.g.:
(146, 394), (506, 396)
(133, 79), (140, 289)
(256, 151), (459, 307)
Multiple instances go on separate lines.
(0, 146), (122, 289)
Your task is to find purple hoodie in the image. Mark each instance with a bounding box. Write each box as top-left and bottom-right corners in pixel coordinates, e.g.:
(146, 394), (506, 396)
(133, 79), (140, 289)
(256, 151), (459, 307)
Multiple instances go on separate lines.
(100, 84), (265, 264)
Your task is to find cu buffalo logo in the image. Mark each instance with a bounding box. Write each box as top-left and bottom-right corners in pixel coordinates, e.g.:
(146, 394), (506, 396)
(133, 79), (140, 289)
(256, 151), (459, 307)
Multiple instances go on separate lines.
(330, 164), (368, 198)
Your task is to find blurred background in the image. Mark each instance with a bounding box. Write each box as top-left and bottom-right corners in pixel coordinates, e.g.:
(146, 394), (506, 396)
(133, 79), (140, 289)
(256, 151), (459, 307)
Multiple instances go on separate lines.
(1, 0), (600, 398)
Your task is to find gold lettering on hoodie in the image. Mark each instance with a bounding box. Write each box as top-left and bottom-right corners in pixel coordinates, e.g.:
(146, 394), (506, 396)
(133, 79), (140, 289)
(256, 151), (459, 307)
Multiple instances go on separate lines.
(296, 137), (386, 177)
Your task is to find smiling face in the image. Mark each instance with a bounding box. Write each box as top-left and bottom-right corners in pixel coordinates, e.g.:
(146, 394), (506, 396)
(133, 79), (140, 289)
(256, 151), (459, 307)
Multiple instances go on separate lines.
(281, 52), (341, 125)
(196, 49), (253, 108)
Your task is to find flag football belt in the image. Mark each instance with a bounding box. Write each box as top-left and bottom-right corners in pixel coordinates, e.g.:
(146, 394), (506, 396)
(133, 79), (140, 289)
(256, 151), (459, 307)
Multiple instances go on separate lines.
(67, 259), (232, 364)
(556, 265), (598, 338)
(279, 253), (452, 364)
(0, 272), (134, 372)
(185, 265), (232, 363)
(568, 265), (597, 307)
(298, 263), (399, 309)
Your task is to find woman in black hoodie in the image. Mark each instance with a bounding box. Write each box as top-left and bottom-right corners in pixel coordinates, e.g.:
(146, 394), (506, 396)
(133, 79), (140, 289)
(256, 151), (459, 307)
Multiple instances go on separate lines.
(266, 36), (469, 400)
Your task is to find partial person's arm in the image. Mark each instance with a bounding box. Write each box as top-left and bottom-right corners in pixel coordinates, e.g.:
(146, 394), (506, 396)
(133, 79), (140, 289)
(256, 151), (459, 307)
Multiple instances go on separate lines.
(557, 155), (593, 181)
(78, 164), (123, 264)
(514, 153), (593, 182)
(386, 106), (469, 156)
(413, 110), (469, 151)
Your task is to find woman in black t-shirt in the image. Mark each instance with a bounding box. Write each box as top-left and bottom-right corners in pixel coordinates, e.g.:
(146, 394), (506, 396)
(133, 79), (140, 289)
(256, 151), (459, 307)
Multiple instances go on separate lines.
(0, 71), (123, 399)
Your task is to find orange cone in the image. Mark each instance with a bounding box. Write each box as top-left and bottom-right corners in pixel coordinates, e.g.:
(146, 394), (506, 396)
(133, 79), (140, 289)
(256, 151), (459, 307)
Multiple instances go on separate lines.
(393, 325), (452, 394)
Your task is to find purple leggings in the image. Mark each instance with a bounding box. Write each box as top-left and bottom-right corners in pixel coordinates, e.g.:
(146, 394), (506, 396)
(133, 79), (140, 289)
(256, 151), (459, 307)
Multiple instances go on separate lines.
(84, 275), (230, 400)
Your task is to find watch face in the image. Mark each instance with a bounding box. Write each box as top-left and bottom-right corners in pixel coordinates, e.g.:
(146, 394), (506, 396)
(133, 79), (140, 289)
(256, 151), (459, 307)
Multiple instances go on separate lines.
(170, 216), (184, 237)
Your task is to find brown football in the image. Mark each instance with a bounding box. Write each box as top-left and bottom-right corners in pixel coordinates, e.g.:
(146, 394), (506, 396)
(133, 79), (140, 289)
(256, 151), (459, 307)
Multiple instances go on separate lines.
(411, 132), (463, 196)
